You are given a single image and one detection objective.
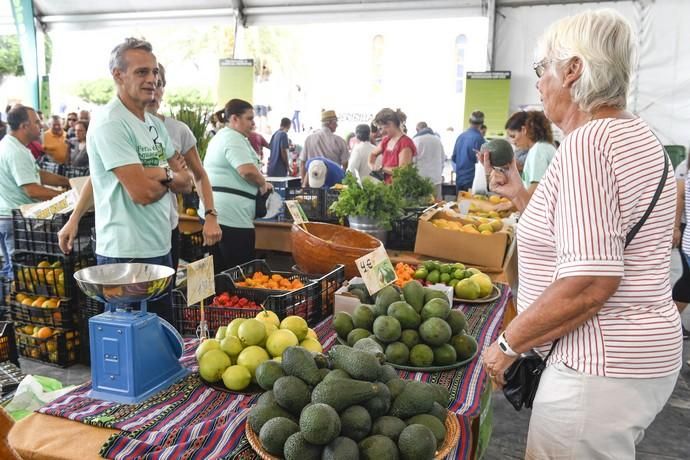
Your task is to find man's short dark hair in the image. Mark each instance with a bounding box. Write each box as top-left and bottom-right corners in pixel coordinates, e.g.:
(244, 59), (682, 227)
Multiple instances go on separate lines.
(7, 106), (35, 131)
(280, 117), (291, 128)
(223, 99), (253, 121)
(416, 121), (428, 132)
(355, 124), (371, 142)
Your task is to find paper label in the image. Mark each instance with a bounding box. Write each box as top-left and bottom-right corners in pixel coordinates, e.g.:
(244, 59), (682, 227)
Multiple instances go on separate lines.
(187, 255), (215, 306)
(284, 200), (308, 224)
(355, 246), (397, 295)
(458, 200), (471, 215)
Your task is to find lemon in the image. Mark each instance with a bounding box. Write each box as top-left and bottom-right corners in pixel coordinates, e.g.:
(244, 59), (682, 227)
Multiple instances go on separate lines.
(264, 322), (278, 337)
(195, 338), (221, 361)
(266, 329), (299, 357)
(300, 338), (323, 353)
(227, 318), (246, 338)
(255, 310), (280, 327)
(470, 273), (493, 297)
(280, 316), (308, 341)
(238, 319), (266, 346)
(199, 349), (231, 383)
(222, 365), (252, 391)
(220, 335), (243, 357)
(306, 328), (318, 341)
(236, 346), (270, 380)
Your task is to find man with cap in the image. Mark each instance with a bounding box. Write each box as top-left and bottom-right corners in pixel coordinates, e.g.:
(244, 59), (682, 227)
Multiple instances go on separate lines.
(303, 156), (345, 189)
(300, 109), (348, 185)
(451, 110), (486, 192)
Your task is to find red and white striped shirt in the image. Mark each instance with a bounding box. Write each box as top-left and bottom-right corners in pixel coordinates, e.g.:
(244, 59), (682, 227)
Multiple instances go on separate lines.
(517, 117), (682, 378)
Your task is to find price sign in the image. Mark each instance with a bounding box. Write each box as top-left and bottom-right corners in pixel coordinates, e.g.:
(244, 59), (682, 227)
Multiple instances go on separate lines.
(285, 200), (309, 225)
(187, 256), (215, 306)
(355, 246), (397, 295)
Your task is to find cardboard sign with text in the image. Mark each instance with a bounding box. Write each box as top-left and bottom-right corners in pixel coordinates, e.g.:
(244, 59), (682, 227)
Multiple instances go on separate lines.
(187, 256), (215, 306)
(355, 246), (397, 295)
(284, 200), (309, 225)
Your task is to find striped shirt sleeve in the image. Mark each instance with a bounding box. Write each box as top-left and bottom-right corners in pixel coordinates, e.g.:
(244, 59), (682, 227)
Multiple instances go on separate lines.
(554, 126), (625, 279)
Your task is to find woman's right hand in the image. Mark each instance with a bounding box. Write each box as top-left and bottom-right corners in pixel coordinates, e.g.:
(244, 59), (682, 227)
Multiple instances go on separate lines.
(58, 218), (78, 254)
(478, 150), (524, 200)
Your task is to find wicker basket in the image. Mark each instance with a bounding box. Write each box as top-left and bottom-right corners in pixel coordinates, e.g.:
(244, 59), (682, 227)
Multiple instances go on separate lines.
(245, 410), (461, 459)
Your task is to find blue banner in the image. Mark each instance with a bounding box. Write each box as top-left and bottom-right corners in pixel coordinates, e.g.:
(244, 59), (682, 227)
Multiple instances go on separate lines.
(10, 0), (39, 109)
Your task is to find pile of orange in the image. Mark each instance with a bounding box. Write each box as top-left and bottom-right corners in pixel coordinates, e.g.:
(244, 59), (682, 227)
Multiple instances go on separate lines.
(15, 293), (60, 309)
(394, 262), (416, 287)
(235, 272), (305, 290)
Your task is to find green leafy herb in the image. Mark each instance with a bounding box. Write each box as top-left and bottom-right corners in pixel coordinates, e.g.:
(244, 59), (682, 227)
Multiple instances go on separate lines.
(390, 164), (435, 208)
(329, 173), (403, 230)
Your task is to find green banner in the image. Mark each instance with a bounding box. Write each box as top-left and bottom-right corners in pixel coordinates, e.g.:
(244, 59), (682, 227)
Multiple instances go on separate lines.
(217, 58), (254, 109)
(40, 75), (50, 114)
(10, 0), (39, 108)
(463, 71), (511, 138)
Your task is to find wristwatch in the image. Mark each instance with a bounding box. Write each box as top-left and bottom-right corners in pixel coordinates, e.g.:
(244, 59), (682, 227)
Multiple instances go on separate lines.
(204, 208), (218, 217)
(162, 166), (174, 185)
(498, 331), (519, 357)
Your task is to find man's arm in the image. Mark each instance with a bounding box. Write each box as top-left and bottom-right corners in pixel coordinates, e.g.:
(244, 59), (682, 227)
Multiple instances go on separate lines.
(22, 183), (62, 201)
(58, 177), (94, 254)
(166, 153), (194, 193)
(39, 170), (70, 188)
(183, 146), (222, 246)
(112, 164), (169, 205)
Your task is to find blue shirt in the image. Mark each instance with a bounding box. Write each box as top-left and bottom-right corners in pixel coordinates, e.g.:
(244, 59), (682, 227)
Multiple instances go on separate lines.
(451, 127), (485, 187)
(305, 157), (345, 188)
(267, 129), (289, 177)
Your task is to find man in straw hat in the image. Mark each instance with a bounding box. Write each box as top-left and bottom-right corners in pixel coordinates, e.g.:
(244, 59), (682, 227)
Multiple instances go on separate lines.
(300, 109), (348, 184)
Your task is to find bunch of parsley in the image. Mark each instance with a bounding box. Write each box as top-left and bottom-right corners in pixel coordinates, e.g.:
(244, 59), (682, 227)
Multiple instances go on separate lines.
(390, 164), (435, 208)
(329, 173), (403, 230)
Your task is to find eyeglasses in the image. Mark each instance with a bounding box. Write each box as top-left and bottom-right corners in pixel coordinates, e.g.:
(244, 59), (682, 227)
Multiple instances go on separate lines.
(68, 118), (77, 122)
(532, 58), (554, 78)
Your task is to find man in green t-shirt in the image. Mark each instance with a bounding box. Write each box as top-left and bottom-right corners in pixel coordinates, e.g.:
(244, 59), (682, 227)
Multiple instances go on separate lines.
(86, 38), (192, 321)
(0, 106), (69, 278)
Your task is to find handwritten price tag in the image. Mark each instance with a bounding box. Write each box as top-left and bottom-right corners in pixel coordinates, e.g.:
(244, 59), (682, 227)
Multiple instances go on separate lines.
(284, 200), (309, 224)
(355, 246), (397, 295)
(187, 256), (215, 306)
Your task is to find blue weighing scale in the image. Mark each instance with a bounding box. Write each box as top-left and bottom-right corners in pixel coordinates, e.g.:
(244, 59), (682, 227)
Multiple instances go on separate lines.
(74, 263), (190, 404)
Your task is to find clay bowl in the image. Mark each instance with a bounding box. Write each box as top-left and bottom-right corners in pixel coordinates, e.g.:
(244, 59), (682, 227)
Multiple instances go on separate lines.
(291, 222), (384, 279)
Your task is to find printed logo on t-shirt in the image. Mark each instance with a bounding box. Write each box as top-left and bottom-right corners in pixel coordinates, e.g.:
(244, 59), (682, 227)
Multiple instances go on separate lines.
(138, 124), (166, 167)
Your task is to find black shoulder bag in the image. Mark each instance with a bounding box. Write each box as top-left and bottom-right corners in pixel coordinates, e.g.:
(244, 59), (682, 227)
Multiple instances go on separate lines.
(211, 186), (271, 219)
(503, 152), (669, 411)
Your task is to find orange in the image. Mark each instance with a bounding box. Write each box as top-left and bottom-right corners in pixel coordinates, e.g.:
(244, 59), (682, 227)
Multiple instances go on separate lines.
(36, 327), (53, 339)
(21, 298), (34, 306)
(22, 325), (34, 335)
(31, 299), (44, 307)
(185, 208), (197, 216)
(15, 293), (27, 302)
(42, 299), (59, 309)
(37, 261), (51, 268)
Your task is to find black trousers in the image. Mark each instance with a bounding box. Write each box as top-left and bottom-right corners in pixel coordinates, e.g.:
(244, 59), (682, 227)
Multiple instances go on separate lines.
(211, 225), (255, 274)
(673, 223), (690, 303)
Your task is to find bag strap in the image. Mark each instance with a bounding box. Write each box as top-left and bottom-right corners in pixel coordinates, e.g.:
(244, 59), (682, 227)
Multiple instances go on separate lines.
(212, 186), (256, 201)
(543, 150), (669, 360)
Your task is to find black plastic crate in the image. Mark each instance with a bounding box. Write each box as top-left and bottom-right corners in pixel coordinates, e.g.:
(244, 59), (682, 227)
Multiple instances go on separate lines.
(173, 275), (263, 337)
(294, 265), (346, 324)
(0, 361), (24, 395)
(79, 294), (105, 321)
(12, 251), (95, 299)
(387, 204), (438, 251)
(0, 276), (10, 306)
(322, 188), (342, 222)
(0, 322), (19, 366)
(9, 293), (78, 329)
(179, 230), (207, 262)
(14, 324), (80, 367)
(285, 188), (324, 221)
(223, 259), (314, 297)
(12, 209), (95, 257)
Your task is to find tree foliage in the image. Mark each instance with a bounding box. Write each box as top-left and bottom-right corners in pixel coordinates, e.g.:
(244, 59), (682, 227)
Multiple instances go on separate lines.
(0, 35), (24, 78)
(74, 78), (115, 105)
(165, 87), (213, 109)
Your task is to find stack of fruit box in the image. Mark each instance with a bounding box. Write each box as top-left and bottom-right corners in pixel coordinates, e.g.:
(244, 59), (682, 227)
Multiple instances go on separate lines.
(9, 209), (96, 367)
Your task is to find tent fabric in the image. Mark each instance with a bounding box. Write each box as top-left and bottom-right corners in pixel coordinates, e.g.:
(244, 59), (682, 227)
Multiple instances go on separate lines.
(493, 0), (690, 146)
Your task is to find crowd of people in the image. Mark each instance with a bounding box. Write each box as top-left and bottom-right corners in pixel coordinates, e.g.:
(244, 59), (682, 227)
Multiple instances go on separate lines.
(0, 8), (687, 458)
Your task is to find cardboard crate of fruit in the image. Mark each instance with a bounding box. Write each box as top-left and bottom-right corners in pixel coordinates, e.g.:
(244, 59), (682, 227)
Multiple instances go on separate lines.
(455, 191), (514, 218)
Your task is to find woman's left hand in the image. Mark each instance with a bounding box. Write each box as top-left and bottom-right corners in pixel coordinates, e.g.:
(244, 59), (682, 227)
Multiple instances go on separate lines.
(481, 341), (518, 388)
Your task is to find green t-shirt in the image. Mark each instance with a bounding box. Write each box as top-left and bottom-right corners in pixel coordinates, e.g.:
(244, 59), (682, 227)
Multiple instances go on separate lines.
(522, 141), (557, 187)
(0, 135), (41, 217)
(87, 97), (174, 258)
(201, 127), (259, 229)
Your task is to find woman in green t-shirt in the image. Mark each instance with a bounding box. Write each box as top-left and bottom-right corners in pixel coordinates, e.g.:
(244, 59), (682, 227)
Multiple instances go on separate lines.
(203, 99), (272, 273)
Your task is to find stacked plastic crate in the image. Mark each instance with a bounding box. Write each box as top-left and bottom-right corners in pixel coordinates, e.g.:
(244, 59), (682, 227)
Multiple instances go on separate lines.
(9, 210), (96, 367)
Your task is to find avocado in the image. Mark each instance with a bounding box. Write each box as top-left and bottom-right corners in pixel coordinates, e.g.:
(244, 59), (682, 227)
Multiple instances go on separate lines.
(406, 414), (445, 443)
(313, 352), (331, 369)
(374, 285), (402, 316)
(387, 301), (421, 329)
(423, 287), (447, 304)
(329, 345), (382, 381)
(397, 424), (437, 460)
(273, 375), (312, 416)
(399, 329), (420, 350)
(353, 337), (385, 360)
(347, 328), (371, 346)
(429, 401), (449, 423)
(255, 360), (285, 390)
(371, 416), (408, 442)
(421, 298), (451, 321)
(377, 364), (399, 383)
(429, 383), (451, 406)
(433, 344), (457, 366)
(322, 368), (351, 381)
(450, 333), (478, 361)
(311, 378), (380, 412)
(359, 435), (400, 460)
(318, 367), (331, 381)
(446, 309), (468, 335)
(281, 346), (322, 386)
(389, 381), (434, 419)
(352, 304), (376, 330)
(339, 405), (372, 441)
(401, 280), (425, 311)
(322, 437), (359, 460)
(256, 390), (276, 407)
(349, 288), (370, 304)
(284, 432), (322, 460)
(486, 138), (514, 168)
(363, 383), (391, 419)
(418, 318), (452, 347)
(333, 311), (355, 339)
(247, 401), (295, 433)
(386, 378), (407, 399)
(299, 403), (341, 445)
(373, 315), (402, 343)
(259, 417), (299, 455)
(385, 342), (410, 365)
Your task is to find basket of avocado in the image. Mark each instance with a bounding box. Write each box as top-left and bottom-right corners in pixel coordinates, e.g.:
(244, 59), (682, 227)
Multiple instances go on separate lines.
(331, 281), (479, 372)
(245, 344), (461, 459)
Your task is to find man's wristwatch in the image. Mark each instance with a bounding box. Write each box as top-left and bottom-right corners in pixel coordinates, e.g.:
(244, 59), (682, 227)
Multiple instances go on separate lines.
(204, 208), (218, 217)
(498, 331), (519, 357)
(162, 167), (174, 185)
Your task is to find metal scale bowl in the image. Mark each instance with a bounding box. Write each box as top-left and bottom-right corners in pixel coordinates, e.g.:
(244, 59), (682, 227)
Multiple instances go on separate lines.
(74, 263), (189, 404)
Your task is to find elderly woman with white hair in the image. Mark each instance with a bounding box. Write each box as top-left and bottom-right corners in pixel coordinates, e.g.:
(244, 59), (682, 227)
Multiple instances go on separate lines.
(481, 9), (682, 459)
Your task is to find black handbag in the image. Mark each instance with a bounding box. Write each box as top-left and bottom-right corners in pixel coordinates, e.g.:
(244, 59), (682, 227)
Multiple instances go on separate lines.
(502, 152), (669, 411)
(211, 186), (271, 218)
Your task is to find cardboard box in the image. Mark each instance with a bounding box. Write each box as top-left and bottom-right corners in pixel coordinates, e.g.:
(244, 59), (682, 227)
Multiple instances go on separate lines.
(414, 208), (512, 271)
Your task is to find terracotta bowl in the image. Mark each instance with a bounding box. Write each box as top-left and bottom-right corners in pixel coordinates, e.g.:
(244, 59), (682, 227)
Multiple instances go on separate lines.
(291, 222), (384, 279)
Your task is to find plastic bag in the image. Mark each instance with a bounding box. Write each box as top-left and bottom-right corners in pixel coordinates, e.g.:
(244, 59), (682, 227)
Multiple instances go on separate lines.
(471, 162), (488, 195)
(4, 375), (75, 420)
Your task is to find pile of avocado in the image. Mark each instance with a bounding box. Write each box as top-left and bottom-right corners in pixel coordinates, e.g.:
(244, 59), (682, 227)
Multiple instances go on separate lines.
(248, 344), (451, 459)
(333, 281), (478, 368)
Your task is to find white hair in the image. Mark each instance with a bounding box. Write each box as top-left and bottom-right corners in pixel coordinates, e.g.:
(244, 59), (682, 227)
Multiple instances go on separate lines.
(536, 9), (636, 113)
(109, 37), (153, 73)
